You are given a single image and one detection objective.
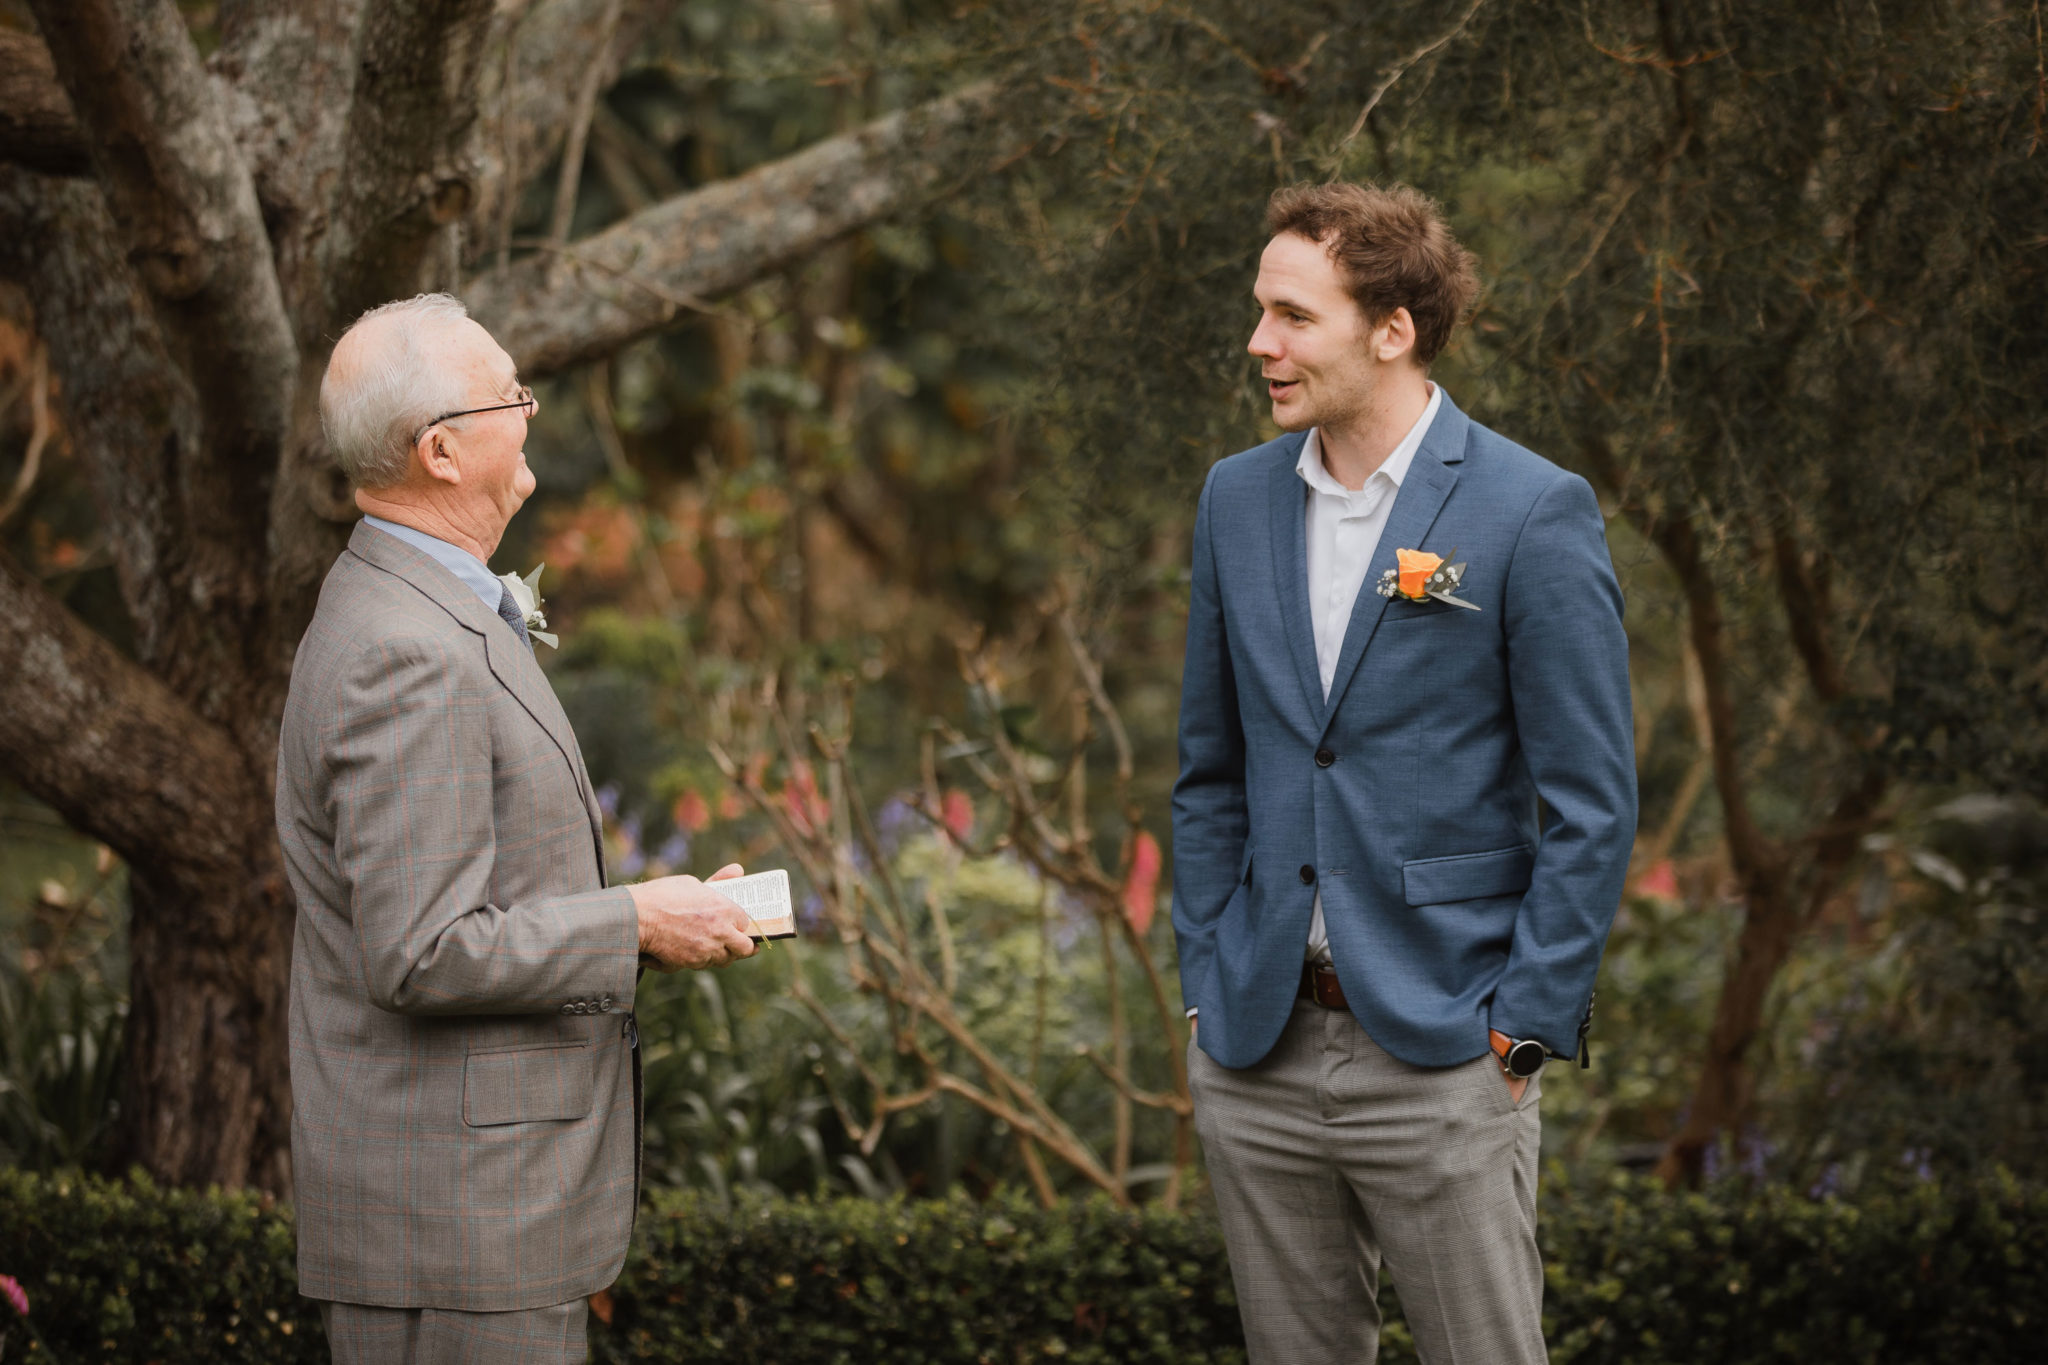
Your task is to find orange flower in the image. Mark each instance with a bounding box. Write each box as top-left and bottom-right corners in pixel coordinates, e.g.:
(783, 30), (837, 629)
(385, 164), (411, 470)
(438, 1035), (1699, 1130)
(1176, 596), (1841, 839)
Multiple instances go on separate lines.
(1396, 548), (1443, 599)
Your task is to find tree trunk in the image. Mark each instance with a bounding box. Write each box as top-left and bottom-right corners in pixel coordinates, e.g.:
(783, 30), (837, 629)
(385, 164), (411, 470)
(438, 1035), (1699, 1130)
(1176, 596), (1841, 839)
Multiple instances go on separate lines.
(1651, 878), (1798, 1184)
(122, 838), (296, 1190)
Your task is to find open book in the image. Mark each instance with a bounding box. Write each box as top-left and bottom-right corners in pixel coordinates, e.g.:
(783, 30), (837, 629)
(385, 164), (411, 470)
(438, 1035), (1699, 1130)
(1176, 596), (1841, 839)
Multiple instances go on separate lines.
(719, 868), (797, 940)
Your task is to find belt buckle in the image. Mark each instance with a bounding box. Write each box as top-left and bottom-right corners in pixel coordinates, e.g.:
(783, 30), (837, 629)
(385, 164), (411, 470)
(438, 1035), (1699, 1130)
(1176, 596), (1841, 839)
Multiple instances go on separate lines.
(1303, 962), (1344, 1009)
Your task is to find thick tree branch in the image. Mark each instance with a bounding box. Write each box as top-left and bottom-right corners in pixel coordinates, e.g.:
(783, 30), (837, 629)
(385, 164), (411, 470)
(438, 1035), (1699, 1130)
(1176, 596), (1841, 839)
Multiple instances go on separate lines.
(210, 1), (370, 332)
(0, 30), (87, 176)
(319, 0), (499, 326)
(0, 551), (261, 886)
(28, 0), (298, 494)
(468, 82), (1008, 377)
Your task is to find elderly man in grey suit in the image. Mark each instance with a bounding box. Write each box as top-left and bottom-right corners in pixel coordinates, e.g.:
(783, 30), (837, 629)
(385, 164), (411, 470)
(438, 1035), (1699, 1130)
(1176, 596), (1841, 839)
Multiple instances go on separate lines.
(277, 293), (760, 1363)
(1172, 184), (1636, 1362)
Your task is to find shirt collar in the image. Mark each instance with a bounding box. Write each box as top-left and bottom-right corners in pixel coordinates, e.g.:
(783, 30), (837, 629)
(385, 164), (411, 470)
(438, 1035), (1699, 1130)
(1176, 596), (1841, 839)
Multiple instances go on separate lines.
(1296, 382), (1444, 499)
(361, 515), (505, 612)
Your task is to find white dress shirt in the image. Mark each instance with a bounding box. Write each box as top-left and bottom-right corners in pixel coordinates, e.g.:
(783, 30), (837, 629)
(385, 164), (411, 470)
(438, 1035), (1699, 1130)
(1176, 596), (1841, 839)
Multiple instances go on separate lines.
(1298, 383), (1442, 963)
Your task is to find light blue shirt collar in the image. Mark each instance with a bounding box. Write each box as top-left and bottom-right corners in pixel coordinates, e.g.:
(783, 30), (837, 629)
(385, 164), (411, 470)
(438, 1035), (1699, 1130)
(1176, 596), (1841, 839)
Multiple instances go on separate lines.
(360, 515), (504, 613)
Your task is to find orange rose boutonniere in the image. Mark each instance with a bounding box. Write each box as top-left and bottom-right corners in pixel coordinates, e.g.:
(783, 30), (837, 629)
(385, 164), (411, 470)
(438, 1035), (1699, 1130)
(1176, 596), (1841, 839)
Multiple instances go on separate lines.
(1376, 546), (1480, 611)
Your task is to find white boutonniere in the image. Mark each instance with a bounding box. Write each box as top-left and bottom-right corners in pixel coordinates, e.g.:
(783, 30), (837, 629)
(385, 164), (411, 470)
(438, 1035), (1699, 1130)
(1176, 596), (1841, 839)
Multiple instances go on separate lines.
(495, 564), (560, 647)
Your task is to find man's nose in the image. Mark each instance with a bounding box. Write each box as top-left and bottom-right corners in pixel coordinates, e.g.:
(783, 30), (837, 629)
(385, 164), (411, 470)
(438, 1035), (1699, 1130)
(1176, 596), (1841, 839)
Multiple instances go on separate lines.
(1248, 317), (1280, 358)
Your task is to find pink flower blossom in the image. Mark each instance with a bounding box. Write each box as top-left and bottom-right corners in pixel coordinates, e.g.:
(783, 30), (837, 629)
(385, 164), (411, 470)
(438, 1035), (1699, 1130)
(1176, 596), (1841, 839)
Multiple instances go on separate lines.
(0, 1272), (28, 1317)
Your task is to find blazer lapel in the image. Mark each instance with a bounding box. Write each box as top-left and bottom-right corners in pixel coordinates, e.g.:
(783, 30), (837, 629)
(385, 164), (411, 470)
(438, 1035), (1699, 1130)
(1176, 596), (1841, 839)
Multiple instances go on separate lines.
(349, 522), (606, 866)
(1317, 399), (1471, 728)
(1266, 437), (1325, 725)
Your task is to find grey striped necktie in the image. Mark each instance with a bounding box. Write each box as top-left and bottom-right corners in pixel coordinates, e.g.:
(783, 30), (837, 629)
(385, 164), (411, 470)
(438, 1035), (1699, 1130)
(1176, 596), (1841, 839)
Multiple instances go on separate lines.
(495, 583), (532, 648)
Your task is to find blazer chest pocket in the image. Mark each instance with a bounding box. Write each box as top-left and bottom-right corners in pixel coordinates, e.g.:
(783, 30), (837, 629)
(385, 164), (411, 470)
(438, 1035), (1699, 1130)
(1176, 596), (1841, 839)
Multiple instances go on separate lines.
(1402, 845), (1534, 906)
(463, 1042), (593, 1127)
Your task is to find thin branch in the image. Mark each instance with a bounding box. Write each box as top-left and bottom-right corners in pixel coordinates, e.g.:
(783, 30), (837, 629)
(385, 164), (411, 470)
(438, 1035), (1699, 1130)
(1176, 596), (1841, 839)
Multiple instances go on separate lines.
(1332, 0), (1490, 161)
(546, 0), (626, 246)
(0, 344), (51, 530)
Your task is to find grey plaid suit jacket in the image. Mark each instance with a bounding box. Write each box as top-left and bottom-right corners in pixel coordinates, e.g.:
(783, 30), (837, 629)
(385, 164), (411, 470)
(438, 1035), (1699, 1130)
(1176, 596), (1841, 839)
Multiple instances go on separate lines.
(277, 521), (641, 1311)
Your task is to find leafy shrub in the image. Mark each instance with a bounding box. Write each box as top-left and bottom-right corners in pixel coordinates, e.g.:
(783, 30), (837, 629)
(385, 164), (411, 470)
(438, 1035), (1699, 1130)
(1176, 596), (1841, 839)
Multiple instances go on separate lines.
(0, 1168), (322, 1363)
(3, 1170), (2045, 1363)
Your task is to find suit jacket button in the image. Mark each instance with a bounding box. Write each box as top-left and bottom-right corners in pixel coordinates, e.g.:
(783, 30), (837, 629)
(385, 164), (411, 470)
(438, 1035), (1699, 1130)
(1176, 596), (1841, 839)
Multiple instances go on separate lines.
(1299, 864), (1315, 884)
(599, 996), (614, 1012)
(1315, 748), (1335, 767)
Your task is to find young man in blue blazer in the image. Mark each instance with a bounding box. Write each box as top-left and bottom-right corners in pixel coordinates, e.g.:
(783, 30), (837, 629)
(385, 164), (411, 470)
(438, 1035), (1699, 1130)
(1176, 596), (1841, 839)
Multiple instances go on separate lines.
(1172, 182), (1635, 1363)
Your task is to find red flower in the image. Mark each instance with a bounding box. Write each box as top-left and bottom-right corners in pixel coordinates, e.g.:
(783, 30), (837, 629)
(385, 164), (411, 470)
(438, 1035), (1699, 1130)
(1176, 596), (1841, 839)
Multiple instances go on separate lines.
(940, 788), (974, 844)
(673, 789), (712, 834)
(1634, 858), (1679, 901)
(1122, 830), (1162, 935)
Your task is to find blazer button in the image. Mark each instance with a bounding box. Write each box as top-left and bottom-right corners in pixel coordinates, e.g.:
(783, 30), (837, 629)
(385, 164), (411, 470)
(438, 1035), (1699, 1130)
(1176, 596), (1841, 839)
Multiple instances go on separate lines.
(1299, 864), (1315, 884)
(1315, 748), (1335, 767)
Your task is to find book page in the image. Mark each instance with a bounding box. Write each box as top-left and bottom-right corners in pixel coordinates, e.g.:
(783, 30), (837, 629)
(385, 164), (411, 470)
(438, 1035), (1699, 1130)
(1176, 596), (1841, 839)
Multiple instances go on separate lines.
(716, 868), (796, 939)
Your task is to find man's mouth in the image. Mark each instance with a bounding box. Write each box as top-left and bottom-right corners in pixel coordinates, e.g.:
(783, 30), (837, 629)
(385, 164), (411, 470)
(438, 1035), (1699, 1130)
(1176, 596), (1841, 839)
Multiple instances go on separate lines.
(1267, 378), (1299, 399)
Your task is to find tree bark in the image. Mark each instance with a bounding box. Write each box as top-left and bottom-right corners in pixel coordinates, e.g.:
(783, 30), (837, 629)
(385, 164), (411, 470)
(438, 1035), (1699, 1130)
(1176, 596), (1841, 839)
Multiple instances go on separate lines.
(0, 30), (86, 176)
(28, 0), (298, 495)
(319, 0), (499, 328)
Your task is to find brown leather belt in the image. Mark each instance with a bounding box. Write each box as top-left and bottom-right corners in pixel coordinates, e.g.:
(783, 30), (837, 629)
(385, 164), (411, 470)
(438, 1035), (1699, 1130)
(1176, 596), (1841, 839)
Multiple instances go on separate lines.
(1300, 961), (1348, 1009)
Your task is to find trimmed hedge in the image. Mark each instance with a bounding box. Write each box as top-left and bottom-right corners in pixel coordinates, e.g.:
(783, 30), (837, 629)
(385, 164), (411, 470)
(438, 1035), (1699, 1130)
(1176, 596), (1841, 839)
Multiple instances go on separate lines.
(2, 1168), (2044, 1363)
(0, 1168), (322, 1363)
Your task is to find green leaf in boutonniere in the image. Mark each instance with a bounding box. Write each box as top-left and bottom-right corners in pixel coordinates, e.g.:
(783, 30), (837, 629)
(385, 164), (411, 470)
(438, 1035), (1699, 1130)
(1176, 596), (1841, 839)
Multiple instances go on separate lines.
(495, 563), (560, 648)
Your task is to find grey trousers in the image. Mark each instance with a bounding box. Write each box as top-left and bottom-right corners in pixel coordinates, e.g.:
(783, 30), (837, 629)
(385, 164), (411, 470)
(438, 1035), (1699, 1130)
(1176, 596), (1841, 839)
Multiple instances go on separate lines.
(1189, 998), (1545, 1364)
(320, 1297), (588, 1364)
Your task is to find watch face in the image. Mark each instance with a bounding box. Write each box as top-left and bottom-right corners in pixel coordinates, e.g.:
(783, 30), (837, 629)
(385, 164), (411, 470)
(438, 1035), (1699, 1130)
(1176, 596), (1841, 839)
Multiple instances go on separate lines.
(1506, 1040), (1546, 1079)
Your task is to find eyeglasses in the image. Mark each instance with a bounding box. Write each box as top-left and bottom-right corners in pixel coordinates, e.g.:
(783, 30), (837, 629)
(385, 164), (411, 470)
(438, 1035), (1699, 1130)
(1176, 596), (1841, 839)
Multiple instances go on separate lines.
(414, 385), (538, 445)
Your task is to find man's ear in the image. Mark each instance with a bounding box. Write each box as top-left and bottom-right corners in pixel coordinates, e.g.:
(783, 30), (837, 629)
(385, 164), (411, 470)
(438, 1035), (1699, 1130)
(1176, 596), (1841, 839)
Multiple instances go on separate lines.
(1373, 307), (1420, 365)
(417, 429), (463, 487)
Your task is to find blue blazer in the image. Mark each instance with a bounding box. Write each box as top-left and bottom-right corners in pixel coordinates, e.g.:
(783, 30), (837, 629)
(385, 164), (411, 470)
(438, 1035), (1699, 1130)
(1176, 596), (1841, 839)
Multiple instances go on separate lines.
(1171, 393), (1635, 1070)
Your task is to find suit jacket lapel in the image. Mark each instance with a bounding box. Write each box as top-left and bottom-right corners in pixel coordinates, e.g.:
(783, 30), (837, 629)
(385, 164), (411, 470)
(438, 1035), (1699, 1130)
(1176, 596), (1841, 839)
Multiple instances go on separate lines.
(1317, 398), (1470, 729)
(1266, 436), (1325, 725)
(348, 522), (607, 869)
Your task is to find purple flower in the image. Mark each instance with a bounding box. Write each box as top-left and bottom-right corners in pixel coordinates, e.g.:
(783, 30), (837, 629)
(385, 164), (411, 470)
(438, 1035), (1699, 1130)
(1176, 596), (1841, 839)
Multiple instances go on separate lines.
(1809, 1163), (1843, 1199)
(797, 891), (827, 932)
(655, 833), (691, 868)
(617, 846), (647, 880)
(875, 795), (918, 850)
(597, 783), (621, 819)
(0, 1273), (27, 1317)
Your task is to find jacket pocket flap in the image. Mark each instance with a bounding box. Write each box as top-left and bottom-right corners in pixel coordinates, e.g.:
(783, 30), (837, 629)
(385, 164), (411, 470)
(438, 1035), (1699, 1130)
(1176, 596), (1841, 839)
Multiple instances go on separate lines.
(463, 1042), (593, 1127)
(1402, 845), (1534, 906)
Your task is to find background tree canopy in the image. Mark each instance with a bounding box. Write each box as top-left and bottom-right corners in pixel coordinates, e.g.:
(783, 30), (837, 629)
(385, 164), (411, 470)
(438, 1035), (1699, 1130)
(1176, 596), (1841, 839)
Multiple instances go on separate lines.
(0, 0), (2043, 1200)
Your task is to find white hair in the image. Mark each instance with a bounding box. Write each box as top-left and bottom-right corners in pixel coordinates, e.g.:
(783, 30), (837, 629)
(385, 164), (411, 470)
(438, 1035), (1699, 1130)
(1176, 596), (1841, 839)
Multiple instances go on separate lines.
(320, 294), (476, 489)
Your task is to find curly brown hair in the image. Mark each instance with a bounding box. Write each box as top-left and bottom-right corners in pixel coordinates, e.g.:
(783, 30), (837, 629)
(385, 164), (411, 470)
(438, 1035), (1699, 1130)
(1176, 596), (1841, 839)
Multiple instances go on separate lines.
(1265, 182), (1480, 367)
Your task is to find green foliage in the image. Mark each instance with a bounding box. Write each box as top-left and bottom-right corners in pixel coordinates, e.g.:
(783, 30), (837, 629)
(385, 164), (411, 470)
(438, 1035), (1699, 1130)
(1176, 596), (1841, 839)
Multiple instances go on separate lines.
(599, 1188), (1241, 1364)
(5, 1170), (2046, 1364)
(1768, 800), (2048, 1186)
(0, 962), (123, 1173)
(0, 1168), (322, 1363)
(1538, 1171), (2048, 1365)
